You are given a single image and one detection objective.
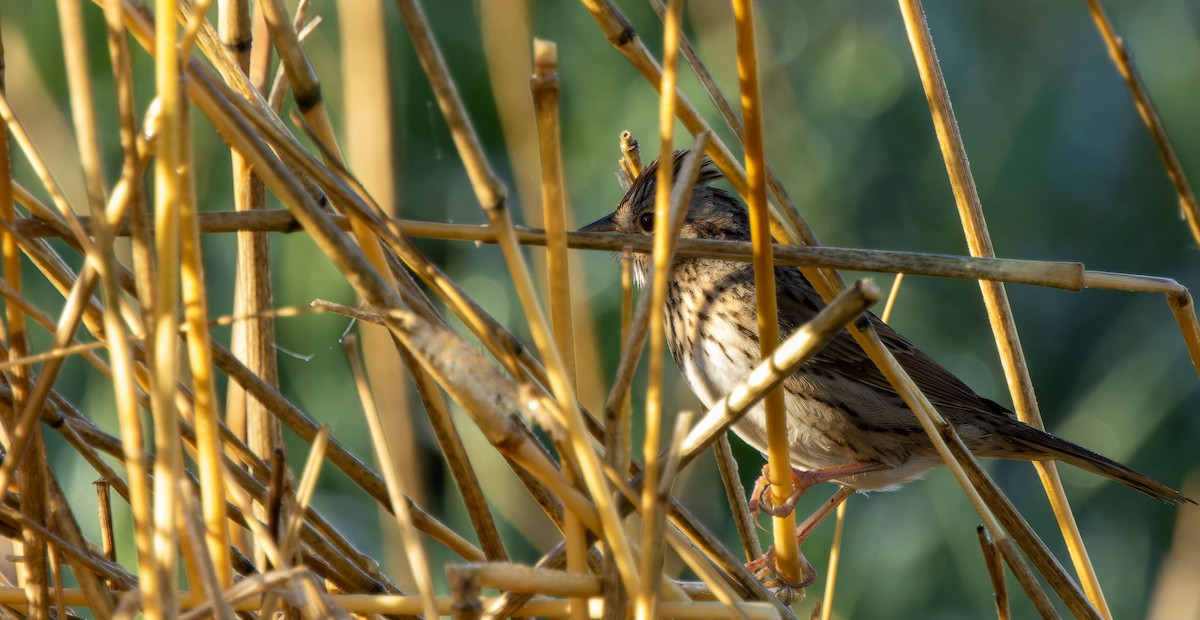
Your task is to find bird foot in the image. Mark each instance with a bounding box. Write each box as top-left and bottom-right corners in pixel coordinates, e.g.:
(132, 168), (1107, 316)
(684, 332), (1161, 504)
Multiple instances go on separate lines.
(745, 545), (818, 591)
(748, 461), (884, 521)
(748, 466), (810, 520)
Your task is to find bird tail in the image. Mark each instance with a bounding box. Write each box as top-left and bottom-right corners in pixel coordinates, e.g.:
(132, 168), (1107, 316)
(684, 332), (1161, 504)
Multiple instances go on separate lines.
(999, 422), (1195, 505)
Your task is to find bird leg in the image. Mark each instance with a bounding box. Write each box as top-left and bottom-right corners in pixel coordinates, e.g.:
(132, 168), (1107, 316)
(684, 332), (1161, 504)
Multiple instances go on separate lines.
(744, 485), (857, 590)
(749, 460), (883, 519)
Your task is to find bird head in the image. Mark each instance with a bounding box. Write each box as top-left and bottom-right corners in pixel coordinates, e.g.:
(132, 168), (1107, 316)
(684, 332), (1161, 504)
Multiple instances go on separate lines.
(578, 151), (750, 243)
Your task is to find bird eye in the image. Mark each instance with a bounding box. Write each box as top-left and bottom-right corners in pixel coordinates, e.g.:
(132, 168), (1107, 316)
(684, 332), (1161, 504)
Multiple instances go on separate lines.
(638, 211), (655, 233)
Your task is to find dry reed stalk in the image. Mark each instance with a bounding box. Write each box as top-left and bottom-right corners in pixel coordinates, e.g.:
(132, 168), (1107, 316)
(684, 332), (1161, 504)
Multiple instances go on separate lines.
(0, 22), (40, 610)
(221, 0), (281, 569)
(533, 39), (577, 395)
(715, 434), (762, 561)
(729, 0), (804, 590)
(30, 212), (1102, 289)
(616, 248), (635, 474)
(977, 526), (1010, 620)
(602, 247), (636, 617)
(996, 536), (1059, 619)
(530, 40), (589, 620)
(96, 481), (117, 585)
(148, 1), (189, 615)
(638, 4), (696, 599)
(260, 0), (314, 113)
(47, 548), (67, 620)
(177, 482), (235, 619)
(265, 428), (330, 612)
(816, 500), (846, 620)
(818, 272), (908, 619)
(1084, 0), (1200, 246)
(640, 8), (690, 612)
(102, 1), (157, 320)
(896, 0), (1109, 613)
(179, 91), (233, 591)
(881, 273), (906, 321)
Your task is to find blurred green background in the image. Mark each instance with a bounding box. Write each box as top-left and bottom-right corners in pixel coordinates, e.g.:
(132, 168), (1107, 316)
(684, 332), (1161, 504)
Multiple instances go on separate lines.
(2, 0), (1199, 617)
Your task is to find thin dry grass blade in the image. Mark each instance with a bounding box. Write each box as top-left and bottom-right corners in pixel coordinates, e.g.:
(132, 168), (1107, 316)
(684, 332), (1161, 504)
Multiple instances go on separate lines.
(816, 501), (848, 620)
(881, 273), (905, 322)
(344, 336), (439, 620)
(1084, 0), (1200, 246)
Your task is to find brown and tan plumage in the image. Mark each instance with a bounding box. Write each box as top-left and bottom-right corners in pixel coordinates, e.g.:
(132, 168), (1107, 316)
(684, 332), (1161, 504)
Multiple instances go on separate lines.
(582, 152), (1193, 505)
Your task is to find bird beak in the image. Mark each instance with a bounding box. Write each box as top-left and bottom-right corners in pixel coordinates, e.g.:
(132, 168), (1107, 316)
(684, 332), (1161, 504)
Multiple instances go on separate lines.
(578, 212), (618, 233)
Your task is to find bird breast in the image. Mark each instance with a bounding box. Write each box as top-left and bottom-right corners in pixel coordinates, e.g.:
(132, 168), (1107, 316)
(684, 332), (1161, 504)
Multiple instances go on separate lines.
(664, 261), (941, 490)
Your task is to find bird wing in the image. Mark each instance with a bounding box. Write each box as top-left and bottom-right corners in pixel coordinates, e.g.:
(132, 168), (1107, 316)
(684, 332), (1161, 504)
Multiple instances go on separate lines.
(774, 267), (1014, 419)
